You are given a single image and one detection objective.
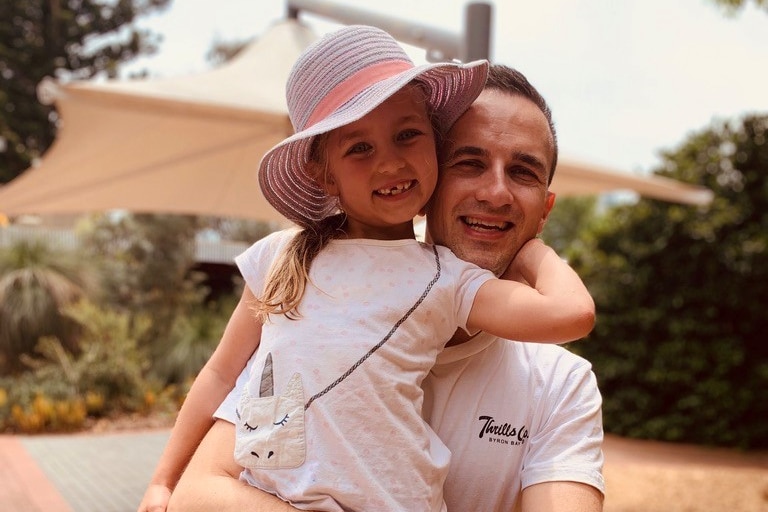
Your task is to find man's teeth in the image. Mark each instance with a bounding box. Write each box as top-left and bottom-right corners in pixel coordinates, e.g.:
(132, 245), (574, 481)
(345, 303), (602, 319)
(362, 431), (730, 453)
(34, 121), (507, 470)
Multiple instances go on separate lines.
(376, 180), (414, 196)
(464, 217), (509, 230)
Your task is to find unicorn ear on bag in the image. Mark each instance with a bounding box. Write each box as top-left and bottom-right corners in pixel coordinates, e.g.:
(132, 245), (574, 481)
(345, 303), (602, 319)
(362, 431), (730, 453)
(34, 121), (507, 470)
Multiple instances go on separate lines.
(259, 352), (274, 398)
(257, 24), (489, 227)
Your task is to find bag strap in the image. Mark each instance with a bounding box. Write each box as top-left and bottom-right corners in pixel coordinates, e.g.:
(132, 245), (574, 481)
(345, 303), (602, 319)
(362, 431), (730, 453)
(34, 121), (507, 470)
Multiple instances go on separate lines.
(305, 245), (441, 410)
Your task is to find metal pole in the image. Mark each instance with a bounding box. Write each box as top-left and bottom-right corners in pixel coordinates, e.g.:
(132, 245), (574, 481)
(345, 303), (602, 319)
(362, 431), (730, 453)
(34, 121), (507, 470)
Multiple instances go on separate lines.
(463, 2), (492, 62)
(286, 0), (492, 63)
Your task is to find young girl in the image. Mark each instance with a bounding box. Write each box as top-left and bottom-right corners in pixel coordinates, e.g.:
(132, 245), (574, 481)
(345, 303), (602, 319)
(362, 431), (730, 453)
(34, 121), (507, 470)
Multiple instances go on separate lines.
(140, 25), (594, 512)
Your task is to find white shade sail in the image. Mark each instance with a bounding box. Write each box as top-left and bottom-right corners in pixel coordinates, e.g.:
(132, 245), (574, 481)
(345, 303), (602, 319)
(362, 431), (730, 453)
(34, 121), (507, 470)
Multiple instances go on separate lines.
(0, 19), (712, 222)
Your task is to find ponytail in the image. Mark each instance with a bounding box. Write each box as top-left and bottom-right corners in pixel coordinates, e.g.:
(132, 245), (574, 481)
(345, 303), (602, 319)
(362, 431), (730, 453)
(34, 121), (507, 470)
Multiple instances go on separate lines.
(254, 213), (345, 321)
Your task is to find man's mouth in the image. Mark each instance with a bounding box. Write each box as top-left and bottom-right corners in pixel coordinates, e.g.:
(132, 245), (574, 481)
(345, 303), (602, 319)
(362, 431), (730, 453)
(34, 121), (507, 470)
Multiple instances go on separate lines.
(461, 216), (511, 232)
(375, 180), (416, 196)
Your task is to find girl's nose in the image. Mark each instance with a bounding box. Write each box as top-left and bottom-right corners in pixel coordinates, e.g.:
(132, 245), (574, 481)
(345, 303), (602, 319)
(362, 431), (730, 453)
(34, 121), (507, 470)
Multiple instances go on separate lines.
(376, 146), (407, 174)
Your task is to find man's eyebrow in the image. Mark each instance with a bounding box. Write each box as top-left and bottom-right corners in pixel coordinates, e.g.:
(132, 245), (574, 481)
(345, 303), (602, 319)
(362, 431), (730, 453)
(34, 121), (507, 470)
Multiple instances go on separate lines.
(516, 152), (547, 174)
(446, 145), (488, 160)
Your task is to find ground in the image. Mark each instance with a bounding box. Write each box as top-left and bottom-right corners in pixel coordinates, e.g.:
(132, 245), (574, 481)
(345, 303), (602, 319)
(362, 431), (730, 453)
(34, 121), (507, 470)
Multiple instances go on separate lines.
(82, 410), (176, 433)
(601, 434), (768, 512)
(84, 413), (768, 511)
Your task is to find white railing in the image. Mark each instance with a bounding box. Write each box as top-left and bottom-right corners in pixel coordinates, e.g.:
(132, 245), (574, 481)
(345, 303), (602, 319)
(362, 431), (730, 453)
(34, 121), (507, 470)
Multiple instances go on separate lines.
(0, 225), (248, 265)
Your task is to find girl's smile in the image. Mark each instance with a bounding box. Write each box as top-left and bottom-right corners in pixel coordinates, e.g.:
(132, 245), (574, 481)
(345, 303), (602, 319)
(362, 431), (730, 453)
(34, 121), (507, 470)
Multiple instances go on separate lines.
(374, 179), (417, 197)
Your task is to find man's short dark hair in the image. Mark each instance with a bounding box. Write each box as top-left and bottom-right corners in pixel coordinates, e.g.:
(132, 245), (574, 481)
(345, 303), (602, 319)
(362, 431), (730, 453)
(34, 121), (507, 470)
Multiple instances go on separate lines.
(485, 65), (558, 183)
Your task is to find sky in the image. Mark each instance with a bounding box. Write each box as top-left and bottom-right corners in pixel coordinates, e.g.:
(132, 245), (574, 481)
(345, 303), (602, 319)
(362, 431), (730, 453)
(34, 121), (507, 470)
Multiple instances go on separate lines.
(123, 0), (768, 177)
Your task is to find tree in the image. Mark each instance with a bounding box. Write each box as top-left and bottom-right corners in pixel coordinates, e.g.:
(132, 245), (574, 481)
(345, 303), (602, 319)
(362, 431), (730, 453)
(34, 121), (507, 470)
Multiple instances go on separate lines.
(0, 239), (92, 374)
(0, 0), (171, 184)
(77, 212), (204, 346)
(710, 0), (768, 14)
(569, 114), (768, 449)
(541, 196), (598, 256)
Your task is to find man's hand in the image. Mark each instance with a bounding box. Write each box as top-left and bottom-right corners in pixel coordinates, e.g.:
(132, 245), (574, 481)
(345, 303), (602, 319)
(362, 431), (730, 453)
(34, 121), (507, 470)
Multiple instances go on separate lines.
(167, 420), (303, 512)
(137, 484), (171, 512)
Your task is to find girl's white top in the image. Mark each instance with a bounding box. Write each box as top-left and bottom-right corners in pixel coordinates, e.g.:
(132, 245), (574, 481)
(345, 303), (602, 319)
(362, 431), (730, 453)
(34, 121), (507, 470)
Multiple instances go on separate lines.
(233, 228), (493, 511)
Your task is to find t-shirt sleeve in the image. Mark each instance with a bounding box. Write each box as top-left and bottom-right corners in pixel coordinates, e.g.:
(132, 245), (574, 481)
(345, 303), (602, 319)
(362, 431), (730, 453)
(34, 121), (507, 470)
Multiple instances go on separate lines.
(234, 228), (298, 297)
(214, 228), (297, 422)
(435, 245), (495, 333)
(521, 354), (606, 494)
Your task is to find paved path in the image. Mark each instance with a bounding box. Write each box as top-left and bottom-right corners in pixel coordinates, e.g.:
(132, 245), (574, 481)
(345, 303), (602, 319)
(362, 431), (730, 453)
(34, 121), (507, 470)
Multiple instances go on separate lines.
(2, 430), (767, 512)
(1, 429), (169, 512)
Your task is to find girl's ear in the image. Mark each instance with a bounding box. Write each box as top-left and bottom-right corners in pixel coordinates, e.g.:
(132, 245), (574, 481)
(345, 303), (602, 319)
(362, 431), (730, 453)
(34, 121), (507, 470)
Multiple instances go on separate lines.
(311, 162), (339, 196)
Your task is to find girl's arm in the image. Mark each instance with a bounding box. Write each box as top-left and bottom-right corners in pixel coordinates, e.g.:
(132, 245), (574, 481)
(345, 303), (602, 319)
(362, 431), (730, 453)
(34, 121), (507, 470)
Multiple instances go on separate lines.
(467, 238), (595, 343)
(168, 420), (304, 512)
(137, 286), (263, 512)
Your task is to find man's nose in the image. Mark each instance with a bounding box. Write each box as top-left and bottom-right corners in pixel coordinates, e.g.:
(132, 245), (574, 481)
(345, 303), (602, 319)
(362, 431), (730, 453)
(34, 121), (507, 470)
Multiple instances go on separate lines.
(475, 164), (514, 207)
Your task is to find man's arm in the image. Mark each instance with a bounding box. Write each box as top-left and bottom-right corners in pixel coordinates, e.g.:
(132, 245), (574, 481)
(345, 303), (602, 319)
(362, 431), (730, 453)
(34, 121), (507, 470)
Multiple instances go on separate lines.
(520, 481), (603, 512)
(518, 352), (605, 512)
(167, 420), (302, 512)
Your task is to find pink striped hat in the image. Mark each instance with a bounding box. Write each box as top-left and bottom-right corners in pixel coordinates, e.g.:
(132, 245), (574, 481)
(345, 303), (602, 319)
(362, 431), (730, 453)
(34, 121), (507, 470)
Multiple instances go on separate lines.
(258, 24), (489, 226)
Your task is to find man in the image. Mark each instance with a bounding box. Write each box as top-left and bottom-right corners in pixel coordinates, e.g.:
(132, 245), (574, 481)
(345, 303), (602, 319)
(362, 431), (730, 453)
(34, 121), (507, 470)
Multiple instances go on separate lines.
(167, 64), (604, 511)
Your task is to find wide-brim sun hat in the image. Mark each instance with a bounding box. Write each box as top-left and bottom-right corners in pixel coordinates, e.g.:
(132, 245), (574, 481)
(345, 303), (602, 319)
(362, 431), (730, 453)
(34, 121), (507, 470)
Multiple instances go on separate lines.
(258, 24), (489, 226)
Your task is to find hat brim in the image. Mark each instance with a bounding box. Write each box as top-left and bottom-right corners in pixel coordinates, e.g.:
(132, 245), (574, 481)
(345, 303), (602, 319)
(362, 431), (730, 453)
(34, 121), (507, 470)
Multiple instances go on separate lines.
(259, 59), (489, 226)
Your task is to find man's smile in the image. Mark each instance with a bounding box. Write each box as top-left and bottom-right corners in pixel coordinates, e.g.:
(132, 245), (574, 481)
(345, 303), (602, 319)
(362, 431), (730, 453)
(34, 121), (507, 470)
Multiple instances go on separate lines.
(461, 216), (511, 232)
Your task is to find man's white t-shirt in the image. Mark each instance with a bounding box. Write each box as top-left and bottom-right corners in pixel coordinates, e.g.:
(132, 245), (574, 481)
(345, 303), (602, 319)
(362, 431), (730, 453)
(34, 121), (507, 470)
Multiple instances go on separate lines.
(423, 332), (605, 510)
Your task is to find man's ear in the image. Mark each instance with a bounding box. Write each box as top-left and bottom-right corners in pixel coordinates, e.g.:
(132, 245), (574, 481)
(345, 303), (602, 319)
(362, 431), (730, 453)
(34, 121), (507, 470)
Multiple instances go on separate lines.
(537, 191), (556, 235)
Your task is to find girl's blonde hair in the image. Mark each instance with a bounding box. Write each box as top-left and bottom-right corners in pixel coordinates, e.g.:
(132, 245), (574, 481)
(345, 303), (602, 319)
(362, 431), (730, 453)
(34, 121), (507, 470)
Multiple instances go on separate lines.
(253, 129), (339, 321)
(254, 214), (344, 321)
(254, 83), (440, 322)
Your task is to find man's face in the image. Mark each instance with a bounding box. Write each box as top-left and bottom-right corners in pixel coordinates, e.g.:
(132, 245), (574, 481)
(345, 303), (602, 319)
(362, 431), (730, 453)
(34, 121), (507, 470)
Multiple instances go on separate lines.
(426, 89), (555, 275)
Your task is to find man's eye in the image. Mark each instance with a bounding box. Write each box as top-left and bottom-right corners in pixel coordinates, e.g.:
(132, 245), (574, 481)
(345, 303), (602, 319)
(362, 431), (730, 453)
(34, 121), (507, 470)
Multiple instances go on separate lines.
(453, 159), (483, 169)
(510, 168), (545, 184)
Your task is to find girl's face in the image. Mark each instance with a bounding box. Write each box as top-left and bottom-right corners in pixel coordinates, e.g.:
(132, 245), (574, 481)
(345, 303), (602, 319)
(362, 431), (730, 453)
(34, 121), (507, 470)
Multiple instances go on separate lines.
(320, 86), (438, 240)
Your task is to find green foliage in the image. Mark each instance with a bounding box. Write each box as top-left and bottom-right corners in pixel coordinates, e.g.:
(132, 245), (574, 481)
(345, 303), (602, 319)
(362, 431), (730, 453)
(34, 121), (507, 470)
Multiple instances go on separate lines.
(709, 0), (768, 15)
(22, 300), (153, 412)
(202, 216), (280, 244)
(76, 212), (208, 349)
(569, 114), (768, 449)
(0, 0), (171, 184)
(0, 299), (173, 433)
(206, 38), (249, 67)
(150, 294), (238, 385)
(0, 239), (93, 373)
(541, 196), (599, 256)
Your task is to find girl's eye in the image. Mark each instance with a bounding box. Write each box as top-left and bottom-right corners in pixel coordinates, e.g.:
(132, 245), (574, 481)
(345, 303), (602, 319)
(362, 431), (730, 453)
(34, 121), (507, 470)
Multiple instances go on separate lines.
(398, 129), (423, 141)
(345, 142), (371, 156)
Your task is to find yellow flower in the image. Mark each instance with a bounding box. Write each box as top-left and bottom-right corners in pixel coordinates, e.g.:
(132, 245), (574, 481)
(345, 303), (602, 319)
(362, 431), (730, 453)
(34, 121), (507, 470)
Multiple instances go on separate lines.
(85, 391), (105, 414)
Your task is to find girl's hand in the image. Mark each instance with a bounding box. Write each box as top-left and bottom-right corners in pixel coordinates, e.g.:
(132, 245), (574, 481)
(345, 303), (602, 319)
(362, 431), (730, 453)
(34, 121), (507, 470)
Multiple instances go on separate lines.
(137, 484), (172, 512)
(501, 237), (548, 284)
